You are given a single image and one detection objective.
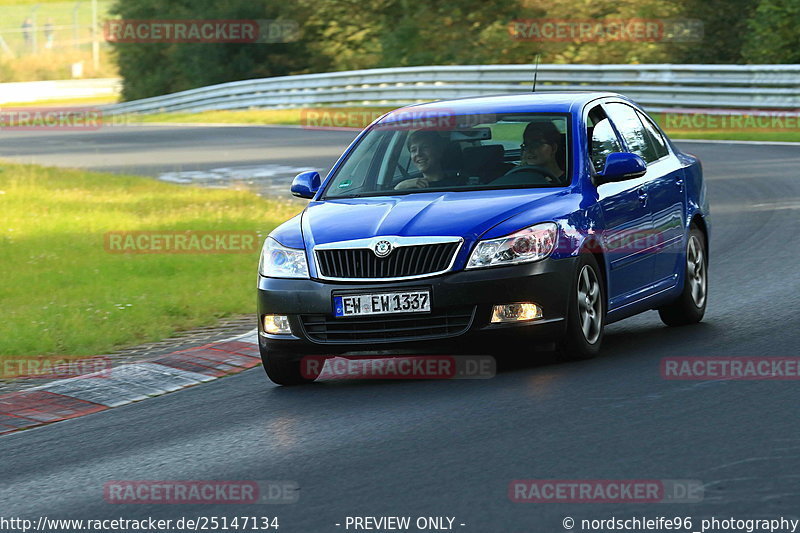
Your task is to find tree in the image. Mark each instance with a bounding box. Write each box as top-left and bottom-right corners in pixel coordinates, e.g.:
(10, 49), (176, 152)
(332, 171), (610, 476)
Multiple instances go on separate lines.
(742, 0), (800, 63)
(668, 0), (758, 64)
(110, 0), (325, 100)
(301, 0), (523, 70)
(507, 0), (682, 64)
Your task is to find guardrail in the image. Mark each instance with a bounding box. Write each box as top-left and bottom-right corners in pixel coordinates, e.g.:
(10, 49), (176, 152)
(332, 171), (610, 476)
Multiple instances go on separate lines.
(0, 78), (121, 104)
(103, 64), (800, 115)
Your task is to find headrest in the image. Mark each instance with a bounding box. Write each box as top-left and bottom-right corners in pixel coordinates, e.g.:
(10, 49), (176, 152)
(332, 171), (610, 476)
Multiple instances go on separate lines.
(462, 144), (505, 173)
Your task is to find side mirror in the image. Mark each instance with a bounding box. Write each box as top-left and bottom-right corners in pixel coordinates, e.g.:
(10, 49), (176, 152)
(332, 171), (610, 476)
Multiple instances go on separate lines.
(596, 152), (647, 184)
(290, 171), (321, 199)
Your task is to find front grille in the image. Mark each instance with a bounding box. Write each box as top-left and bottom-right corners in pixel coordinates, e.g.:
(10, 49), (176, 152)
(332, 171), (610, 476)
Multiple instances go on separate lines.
(300, 306), (475, 344)
(316, 242), (460, 279)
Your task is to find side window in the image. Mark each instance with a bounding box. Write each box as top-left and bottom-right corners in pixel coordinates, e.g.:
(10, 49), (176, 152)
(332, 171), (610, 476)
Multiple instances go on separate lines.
(587, 105), (623, 172)
(605, 103), (658, 164)
(326, 131), (385, 194)
(636, 110), (669, 160)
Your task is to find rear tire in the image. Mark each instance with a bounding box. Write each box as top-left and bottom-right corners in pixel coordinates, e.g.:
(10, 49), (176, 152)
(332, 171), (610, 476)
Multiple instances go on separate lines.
(261, 349), (319, 386)
(556, 254), (605, 361)
(658, 226), (707, 326)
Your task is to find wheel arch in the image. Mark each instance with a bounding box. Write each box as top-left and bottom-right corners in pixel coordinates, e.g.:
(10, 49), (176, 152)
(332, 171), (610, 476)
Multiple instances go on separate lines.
(690, 213), (709, 263)
(579, 235), (608, 310)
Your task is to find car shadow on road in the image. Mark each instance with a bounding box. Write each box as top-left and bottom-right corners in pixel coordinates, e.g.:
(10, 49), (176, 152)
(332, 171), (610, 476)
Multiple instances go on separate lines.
(264, 318), (723, 390)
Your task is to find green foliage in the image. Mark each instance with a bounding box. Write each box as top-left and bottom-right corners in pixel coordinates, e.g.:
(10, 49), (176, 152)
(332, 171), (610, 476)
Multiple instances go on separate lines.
(110, 0), (325, 100)
(742, 0), (800, 63)
(669, 0), (758, 64)
(531, 0), (679, 64)
(111, 0), (799, 101)
(302, 0), (694, 68)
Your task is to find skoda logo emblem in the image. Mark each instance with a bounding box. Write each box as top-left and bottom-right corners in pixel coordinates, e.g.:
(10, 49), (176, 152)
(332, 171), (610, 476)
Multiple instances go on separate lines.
(374, 240), (393, 257)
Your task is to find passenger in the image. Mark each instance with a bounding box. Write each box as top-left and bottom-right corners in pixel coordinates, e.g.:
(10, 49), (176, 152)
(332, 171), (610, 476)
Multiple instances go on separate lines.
(517, 121), (565, 183)
(394, 130), (460, 190)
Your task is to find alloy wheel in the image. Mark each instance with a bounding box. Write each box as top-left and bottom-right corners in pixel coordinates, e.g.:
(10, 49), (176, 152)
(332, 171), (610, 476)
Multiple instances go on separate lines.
(577, 265), (602, 344)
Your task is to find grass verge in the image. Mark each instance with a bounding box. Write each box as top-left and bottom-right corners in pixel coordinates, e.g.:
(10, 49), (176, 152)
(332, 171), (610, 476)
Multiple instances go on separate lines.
(663, 130), (800, 142)
(649, 111), (800, 143)
(0, 49), (117, 82)
(134, 108), (800, 143)
(137, 107), (395, 128)
(0, 162), (300, 357)
(2, 95), (119, 107)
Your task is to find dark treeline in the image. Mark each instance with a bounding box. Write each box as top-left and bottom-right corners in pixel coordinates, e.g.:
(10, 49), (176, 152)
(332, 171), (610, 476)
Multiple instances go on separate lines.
(111, 0), (798, 100)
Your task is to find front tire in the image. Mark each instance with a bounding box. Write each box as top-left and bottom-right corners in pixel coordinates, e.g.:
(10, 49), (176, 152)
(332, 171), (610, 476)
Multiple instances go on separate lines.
(261, 349), (320, 386)
(658, 226), (707, 326)
(556, 254), (605, 360)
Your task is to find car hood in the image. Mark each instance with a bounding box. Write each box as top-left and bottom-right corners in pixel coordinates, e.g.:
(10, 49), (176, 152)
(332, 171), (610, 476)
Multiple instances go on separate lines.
(300, 189), (568, 247)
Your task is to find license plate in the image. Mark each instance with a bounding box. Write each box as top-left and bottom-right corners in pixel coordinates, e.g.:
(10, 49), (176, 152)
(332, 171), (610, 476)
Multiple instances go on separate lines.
(334, 291), (431, 317)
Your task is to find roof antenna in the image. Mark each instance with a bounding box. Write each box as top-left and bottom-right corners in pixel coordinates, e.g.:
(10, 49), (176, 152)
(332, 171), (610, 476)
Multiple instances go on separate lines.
(531, 54), (541, 92)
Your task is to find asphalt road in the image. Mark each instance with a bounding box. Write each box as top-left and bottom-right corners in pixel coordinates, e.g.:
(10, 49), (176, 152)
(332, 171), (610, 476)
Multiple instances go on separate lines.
(1, 126), (799, 532)
(0, 124), (355, 175)
(0, 124), (358, 196)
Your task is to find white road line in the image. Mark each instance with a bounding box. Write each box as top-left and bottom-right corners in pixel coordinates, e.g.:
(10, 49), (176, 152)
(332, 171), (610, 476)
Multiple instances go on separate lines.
(674, 138), (800, 146)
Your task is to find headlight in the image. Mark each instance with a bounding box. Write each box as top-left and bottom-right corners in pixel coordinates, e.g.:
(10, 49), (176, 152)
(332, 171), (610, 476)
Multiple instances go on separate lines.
(467, 223), (558, 269)
(258, 237), (309, 278)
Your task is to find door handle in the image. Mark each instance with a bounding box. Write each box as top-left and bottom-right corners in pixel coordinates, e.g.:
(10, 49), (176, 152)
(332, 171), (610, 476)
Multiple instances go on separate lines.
(638, 188), (648, 207)
(676, 178), (685, 192)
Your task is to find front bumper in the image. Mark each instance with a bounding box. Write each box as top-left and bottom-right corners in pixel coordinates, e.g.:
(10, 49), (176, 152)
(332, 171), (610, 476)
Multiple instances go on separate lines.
(257, 256), (576, 357)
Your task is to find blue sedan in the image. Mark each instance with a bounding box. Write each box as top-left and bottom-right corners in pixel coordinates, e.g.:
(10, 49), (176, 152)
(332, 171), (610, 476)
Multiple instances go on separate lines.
(257, 92), (709, 385)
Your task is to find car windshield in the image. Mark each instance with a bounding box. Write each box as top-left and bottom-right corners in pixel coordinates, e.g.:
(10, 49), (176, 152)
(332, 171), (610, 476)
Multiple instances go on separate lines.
(322, 112), (570, 199)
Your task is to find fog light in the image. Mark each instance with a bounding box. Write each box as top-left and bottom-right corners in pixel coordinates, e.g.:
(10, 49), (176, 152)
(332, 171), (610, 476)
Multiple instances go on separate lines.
(263, 314), (291, 335)
(491, 303), (543, 323)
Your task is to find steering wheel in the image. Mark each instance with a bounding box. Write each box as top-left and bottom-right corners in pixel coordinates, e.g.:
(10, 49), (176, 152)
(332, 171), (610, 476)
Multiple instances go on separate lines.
(395, 162), (411, 180)
(502, 164), (558, 181)
(391, 170), (422, 189)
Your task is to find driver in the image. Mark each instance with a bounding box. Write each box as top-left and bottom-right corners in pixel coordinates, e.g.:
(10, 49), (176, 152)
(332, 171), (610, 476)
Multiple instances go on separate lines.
(517, 121), (565, 183)
(394, 130), (461, 190)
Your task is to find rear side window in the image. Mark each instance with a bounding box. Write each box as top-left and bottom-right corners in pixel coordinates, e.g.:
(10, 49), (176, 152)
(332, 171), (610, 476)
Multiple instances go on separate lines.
(636, 110), (669, 160)
(605, 103), (659, 164)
